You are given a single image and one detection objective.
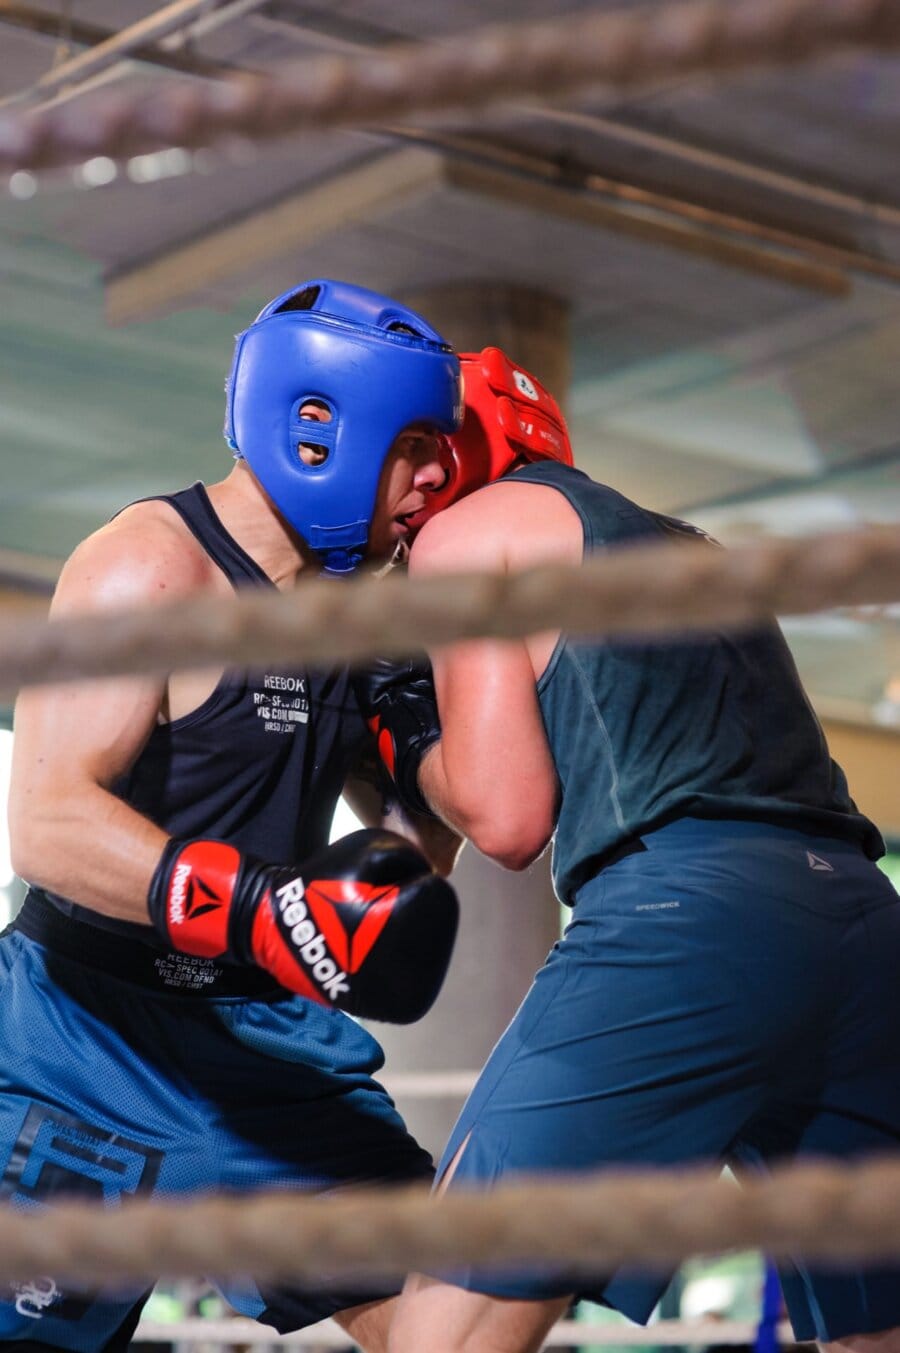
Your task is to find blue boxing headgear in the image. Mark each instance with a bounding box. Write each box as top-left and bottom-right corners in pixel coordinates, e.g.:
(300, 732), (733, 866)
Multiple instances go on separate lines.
(224, 280), (462, 574)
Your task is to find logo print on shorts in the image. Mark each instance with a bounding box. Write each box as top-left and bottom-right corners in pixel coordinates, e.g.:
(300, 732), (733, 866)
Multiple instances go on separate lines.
(1, 1106), (163, 1323)
(12, 1277), (58, 1319)
(806, 851), (834, 872)
(1, 1105), (163, 1205)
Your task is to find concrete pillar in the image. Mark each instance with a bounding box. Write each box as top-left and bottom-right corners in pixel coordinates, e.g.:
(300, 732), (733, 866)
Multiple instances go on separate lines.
(372, 283), (570, 1161)
(405, 282), (570, 411)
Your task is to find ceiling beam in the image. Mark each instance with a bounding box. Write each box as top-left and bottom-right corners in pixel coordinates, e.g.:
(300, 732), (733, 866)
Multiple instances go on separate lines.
(441, 154), (848, 297)
(530, 106), (900, 234)
(106, 135), (852, 328)
(206, 6), (900, 239)
(396, 127), (900, 290)
(8, 0), (900, 175)
(8, 0), (240, 103)
(0, 2), (238, 83)
(104, 146), (447, 325)
(0, 0), (264, 112)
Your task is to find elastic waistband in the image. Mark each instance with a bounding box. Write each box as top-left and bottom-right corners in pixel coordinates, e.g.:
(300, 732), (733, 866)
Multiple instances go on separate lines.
(640, 815), (870, 855)
(569, 816), (872, 904)
(12, 891), (283, 999)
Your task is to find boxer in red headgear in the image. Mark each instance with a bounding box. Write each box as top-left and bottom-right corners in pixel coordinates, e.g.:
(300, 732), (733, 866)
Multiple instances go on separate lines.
(418, 347), (573, 521)
(352, 349), (573, 812)
(387, 343), (898, 1353)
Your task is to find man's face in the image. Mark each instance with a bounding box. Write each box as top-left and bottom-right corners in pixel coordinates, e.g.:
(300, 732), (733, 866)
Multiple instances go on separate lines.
(295, 402), (445, 560)
(367, 425), (446, 560)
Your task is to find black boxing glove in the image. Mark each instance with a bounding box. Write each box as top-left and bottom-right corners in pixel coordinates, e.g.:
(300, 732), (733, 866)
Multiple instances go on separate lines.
(352, 657), (442, 817)
(147, 828), (458, 1023)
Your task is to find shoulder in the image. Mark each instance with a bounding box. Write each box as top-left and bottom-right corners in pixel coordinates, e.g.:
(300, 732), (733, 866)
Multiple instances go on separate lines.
(411, 476), (583, 576)
(410, 491), (504, 574)
(52, 498), (216, 619)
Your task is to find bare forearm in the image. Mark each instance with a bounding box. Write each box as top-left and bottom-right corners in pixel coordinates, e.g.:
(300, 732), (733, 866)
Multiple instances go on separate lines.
(344, 766), (464, 876)
(381, 796), (465, 877)
(10, 783), (167, 923)
(419, 736), (554, 872)
(417, 742), (463, 835)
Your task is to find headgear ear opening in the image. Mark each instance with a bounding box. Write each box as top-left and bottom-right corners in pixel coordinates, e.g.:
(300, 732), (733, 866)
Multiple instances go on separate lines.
(224, 280), (462, 574)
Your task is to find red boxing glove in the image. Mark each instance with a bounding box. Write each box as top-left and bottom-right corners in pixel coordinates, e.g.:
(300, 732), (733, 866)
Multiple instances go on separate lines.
(147, 828), (458, 1023)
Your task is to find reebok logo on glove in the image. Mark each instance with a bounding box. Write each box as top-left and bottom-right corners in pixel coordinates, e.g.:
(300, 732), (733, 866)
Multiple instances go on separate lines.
(273, 875), (398, 1001)
(169, 861), (225, 927)
(150, 829), (459, 1023)
(159, 839), (239, 957)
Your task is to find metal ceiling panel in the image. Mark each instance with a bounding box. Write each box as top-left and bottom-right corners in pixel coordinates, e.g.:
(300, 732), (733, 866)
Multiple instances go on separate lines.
(0, 3), (898, 718)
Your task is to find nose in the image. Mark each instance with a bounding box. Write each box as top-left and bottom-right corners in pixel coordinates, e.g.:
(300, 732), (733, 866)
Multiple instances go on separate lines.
(413, 446), (448, 493)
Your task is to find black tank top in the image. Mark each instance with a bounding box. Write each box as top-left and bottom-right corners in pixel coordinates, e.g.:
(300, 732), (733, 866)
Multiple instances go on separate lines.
(37, 483), (369, 943)
(506, 462), (882, 902)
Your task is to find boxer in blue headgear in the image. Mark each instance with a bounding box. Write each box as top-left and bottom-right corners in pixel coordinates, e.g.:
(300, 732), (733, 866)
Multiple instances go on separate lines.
(4, 279), (465, 1353)
(225, 279), (462, 574)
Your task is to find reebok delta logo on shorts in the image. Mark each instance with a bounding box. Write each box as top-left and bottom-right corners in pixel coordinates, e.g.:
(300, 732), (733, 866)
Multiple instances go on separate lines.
(806, 851), (834, 872)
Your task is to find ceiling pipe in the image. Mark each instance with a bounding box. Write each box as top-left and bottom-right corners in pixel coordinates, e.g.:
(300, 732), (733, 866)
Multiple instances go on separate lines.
(386, 126), (900, 290)
(9, 0), (900, 256)
(528, 106), (900, 233)
(0, 2), (238, 82)
(0, 0), (268, 109)
(222, 11), (900, 246)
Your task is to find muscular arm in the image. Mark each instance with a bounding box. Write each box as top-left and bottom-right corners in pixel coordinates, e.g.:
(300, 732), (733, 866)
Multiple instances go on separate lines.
(342, 754), (465, 877)
(8, 513), (460, 1019)
(409, 495), (559, 871)
(8, 516), (206, 922)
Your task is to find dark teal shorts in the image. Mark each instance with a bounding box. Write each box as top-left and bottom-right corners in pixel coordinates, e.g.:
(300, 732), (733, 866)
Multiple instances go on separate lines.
(438, 817), (900, 1342)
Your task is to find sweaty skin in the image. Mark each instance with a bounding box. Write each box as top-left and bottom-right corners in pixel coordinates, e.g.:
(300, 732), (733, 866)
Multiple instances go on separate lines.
(412, 475), (581, 869)
(9, 441), (457, 926)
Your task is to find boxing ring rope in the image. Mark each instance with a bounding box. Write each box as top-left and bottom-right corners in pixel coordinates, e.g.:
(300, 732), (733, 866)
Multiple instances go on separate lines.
(0, 522), (896, 696)
(1, 9), (898, 1347)
(3, 1158), (900, 1285)
(130, 1316), (795, 1347)
(0, 519), (896, 1299)
(1, 0), (898, 173)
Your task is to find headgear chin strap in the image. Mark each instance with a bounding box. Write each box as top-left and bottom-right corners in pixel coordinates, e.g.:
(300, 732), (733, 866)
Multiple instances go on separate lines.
(421, 347), (573, 523)
(224, 280), (462, 574)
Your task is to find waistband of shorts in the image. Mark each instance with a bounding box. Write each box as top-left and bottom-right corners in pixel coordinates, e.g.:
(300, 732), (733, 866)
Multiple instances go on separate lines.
(640, 814), (870, 855)
(10, 890), (284, 999)
(570, 815), (872, 902)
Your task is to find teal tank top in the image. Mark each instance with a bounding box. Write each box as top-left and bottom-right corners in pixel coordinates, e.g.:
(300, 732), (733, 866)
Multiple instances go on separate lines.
(502, 462), (882, 903)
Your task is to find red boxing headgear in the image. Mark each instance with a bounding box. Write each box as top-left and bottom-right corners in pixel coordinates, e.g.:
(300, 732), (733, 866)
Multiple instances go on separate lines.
(420, 347), (573, 521)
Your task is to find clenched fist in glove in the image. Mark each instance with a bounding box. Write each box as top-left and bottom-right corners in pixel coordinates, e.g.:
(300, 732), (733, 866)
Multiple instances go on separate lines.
(352, 657), (442, 817)
(148, 828), (458, 1023)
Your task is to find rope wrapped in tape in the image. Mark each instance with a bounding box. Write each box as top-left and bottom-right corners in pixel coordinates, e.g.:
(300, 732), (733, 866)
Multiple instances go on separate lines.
(2, 1159), (900, 1285)
(0, 523), (897, 696)
(1, 0), (899, 173)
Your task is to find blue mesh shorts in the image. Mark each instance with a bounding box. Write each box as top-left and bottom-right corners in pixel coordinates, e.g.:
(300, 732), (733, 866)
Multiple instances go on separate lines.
(438, 818), (900, 1343)
(0, 896), (433, 1351)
